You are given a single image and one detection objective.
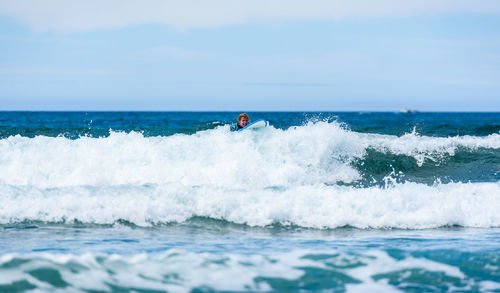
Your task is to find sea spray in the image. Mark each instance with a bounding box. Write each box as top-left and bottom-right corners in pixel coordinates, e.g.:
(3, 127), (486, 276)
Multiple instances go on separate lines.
(1, 122), (500, 228)
(1, 249), (497, 292)
(1, 181), (499, 228)
(1, 122), (499, 188)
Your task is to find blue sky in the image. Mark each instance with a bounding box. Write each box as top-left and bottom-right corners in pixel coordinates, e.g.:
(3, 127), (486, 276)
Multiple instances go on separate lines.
(1, 1), (500, 111)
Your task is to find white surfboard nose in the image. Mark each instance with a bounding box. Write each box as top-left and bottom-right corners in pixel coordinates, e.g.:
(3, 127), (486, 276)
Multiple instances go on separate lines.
(238, 119), (269, 131)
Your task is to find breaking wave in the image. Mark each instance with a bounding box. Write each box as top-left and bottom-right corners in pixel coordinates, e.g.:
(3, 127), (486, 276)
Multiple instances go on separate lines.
(1, 122), (499, 228)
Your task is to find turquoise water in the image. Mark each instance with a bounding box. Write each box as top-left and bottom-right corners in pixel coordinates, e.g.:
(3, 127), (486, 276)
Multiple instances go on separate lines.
(1, 112), (499, 292)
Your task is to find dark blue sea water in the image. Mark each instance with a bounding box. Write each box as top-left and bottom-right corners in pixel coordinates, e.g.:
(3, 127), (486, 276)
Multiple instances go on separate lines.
(1, 112), (499, 292)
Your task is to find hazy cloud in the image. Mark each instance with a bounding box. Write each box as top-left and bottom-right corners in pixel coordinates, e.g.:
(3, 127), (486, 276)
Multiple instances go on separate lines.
(1, 0), (500, 32)
(0, 66), (124, 76)
(148, 46), (206, 60)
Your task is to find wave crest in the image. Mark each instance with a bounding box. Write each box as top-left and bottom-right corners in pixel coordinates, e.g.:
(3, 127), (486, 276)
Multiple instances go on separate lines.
(1, 122), (499, 188)
(1, 122), (499, 229)
(1, 181), (499, 229)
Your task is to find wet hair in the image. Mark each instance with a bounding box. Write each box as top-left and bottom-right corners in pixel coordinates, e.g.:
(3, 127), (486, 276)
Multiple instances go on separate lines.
(238, 113), (249, 122)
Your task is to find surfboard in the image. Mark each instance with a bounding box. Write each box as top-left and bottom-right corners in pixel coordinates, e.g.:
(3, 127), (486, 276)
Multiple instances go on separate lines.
(237, 119), (269, 132)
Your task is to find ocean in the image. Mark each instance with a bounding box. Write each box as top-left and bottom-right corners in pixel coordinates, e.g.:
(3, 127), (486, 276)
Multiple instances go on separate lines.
(0, 111), (499, 292)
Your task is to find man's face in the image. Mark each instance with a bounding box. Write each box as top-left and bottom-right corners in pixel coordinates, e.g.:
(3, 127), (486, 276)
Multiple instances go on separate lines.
(239, 117), (249, 127)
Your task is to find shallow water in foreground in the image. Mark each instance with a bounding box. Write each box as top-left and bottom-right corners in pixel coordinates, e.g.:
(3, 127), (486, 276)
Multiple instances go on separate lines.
(1, 222), (499, 292)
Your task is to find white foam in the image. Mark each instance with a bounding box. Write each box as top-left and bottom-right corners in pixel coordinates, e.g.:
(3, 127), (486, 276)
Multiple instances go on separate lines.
(344, 250), (466, 292)
(1, 122), (499, 189)
(362, 129), (500, 166)
(0, 181), (499, 228)
(0, 250), (317, 292)
(1, 250), (496, 292)
(1, 123), (499, 228)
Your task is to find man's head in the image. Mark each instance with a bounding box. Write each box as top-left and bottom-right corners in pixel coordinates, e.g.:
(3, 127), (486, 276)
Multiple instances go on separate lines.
(238, 113), (250, 128)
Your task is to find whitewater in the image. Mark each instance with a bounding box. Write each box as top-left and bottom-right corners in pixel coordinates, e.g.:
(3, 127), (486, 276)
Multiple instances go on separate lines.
(1, 121), (499, 229)
(1, 112), (499, 292)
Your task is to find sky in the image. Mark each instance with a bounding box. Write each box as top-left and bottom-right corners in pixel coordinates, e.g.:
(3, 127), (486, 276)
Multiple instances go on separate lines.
(1, 0), (500, 111)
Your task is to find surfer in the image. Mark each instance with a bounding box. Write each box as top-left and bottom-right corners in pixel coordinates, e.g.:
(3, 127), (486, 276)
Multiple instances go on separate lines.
(230, 113), (250, 131)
